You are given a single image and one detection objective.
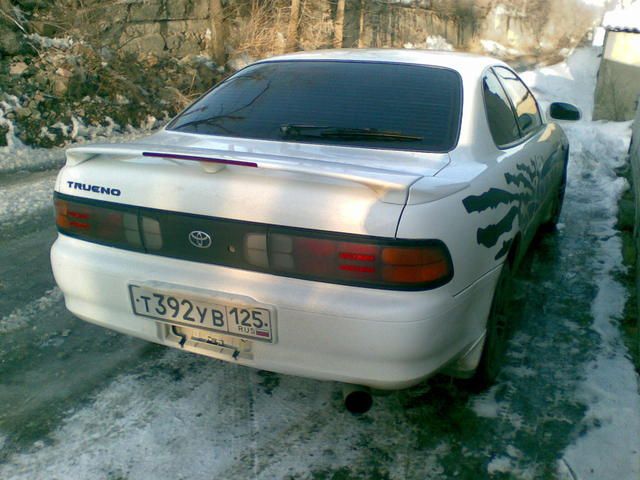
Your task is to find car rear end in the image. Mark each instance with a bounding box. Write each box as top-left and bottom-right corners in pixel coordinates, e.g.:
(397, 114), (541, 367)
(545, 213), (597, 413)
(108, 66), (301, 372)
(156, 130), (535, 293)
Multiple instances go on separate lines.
(51, 55), (483, 389)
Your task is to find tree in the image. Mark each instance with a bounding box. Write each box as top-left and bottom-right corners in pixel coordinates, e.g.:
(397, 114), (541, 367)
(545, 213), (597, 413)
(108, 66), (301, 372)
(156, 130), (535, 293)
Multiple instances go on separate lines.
(358, 0), (366, 48)
(210, 0), (225, 66)
(286, 0), (300, 52)
(333, 0), (345, 48)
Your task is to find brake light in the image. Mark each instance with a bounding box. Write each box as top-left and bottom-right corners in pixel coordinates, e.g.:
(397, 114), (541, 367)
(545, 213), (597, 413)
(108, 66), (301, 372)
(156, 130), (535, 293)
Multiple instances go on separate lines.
(246, 232), (452, 289)
(54, 197), (143, 250)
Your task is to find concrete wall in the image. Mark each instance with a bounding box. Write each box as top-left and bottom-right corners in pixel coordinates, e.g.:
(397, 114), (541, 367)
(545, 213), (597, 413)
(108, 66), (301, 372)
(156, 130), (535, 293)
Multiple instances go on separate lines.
(632, 100), (640, 239)
(629, 100), (640, 362)
(593, 31), (640, 121)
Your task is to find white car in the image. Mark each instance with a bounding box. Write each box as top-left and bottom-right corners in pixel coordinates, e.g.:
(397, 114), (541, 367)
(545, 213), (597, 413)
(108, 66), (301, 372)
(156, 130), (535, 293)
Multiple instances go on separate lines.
(51, 49), (578, 409)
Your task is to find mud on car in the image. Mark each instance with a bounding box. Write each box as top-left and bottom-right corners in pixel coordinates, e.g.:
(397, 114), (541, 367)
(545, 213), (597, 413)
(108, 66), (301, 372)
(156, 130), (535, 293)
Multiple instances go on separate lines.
(51, 49), (579, 409)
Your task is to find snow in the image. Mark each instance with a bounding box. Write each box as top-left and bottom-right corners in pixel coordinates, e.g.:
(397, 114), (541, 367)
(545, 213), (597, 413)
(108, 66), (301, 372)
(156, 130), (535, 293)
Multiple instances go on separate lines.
(425, 35), (454, 51)
(480, 39), (521, 58)
(0, 111), (159, 237)
(25, 33), (75, 50)
(0, 89), (162, 174)
(0, 288), (63, 334)
(602, 1), (640, 32)
(520, 47), (599, 121)
(0, 351), (363, 479)
(522, 47), (640, 479)
(0, 174), (57, 231)
(405, 35), (454, 51)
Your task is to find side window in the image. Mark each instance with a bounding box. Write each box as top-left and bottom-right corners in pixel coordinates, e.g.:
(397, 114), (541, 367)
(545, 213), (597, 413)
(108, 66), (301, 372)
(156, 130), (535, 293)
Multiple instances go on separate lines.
(494, 67), (542, 137)
(483, 70), (520, 147)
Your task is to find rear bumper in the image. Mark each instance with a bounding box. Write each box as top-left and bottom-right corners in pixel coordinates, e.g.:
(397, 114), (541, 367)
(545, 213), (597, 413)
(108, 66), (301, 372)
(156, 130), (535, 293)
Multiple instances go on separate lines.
(51, 234), (498, 389)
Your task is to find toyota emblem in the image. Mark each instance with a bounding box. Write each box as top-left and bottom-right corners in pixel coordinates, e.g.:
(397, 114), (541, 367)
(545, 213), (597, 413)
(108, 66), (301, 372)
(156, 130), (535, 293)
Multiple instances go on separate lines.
(188, 230), (212, 249)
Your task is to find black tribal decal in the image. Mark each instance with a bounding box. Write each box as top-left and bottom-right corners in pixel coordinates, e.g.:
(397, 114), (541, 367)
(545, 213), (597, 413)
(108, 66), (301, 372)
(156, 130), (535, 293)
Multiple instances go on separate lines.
(463, 154), (557, 260)
(477, 206), (518, 248)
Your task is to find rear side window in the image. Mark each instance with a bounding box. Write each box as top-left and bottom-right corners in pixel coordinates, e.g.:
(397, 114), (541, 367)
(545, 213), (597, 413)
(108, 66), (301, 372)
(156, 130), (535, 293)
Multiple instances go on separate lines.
(483, 70), (520, 147)
(494, 67), (542, 137)
(168, 61), (463, 153)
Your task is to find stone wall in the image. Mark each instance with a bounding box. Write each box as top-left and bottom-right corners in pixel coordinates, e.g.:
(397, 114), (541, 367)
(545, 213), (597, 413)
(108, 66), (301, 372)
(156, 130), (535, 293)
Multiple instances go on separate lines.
(47, 0), (595, 67)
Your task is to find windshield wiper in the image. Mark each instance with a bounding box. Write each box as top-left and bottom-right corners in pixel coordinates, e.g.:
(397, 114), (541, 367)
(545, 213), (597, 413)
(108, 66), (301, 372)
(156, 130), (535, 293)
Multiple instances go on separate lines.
(279, 124), (423, 141)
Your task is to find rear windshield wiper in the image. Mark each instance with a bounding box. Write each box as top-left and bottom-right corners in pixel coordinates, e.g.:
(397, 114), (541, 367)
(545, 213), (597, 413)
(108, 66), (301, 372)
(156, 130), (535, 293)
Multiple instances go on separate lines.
(280, 124), (423, 141)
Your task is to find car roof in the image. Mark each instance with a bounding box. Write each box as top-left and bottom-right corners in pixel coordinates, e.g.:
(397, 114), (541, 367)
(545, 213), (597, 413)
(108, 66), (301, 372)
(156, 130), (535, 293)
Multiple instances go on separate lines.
(257, 48), (506, 75)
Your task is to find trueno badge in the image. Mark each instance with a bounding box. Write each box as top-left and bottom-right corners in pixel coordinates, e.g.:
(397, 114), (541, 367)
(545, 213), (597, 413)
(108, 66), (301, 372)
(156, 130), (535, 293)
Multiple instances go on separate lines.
(188, 230), (212, 249)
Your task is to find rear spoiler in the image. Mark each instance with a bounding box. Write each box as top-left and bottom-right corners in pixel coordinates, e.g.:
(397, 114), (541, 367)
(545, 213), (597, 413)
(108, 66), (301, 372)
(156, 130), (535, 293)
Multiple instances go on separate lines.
(65, 143), (468, 205)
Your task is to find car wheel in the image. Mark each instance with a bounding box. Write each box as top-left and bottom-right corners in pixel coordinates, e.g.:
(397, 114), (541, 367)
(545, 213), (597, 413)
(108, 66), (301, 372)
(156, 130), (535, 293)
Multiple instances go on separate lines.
(470, 261), (513, 389)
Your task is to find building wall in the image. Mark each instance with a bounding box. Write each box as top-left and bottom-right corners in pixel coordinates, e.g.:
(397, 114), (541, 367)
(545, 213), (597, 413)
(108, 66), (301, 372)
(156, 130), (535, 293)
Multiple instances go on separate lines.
(629, 100), (640, 334)
(632, 100), (640, 236)
(594, 31), (640, 121)
(604, 30), (640, 66)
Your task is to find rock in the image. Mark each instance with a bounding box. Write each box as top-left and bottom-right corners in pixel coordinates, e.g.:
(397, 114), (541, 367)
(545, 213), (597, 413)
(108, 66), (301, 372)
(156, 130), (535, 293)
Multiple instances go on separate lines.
(0, 124), (8, 147)
(145, 53), (160, 67)
(120, 33), (166, 56)
(16, 107), (31, 119)
(52, 76), (69, 96)
(100, 46), (115, 62)
(51, 68), (72, 96)
(9, 61), (28, 75)
(0, 26), (23, 55)
(55, 67), (72, 78)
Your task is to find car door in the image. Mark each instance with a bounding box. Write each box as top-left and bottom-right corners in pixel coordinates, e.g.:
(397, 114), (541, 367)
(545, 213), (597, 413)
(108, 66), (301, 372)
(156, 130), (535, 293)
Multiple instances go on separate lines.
(492, 66), (557, 238)
(484, 66), (555, 249)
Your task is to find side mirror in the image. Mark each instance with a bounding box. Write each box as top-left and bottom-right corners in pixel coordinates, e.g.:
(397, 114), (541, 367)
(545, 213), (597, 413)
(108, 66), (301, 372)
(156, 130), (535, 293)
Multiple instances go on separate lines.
(549, 102), (581, 121)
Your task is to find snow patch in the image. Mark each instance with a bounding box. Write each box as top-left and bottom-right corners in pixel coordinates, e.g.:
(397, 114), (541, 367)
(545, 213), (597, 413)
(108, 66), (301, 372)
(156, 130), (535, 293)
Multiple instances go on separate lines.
(602, 2), (640, 31)
(0, 288), (63, 334)
(471, 386), (501, 418)
(0, 175), (57, 229)
(404, 35), (454, 51)
(520, 47), (600, 121)
(0, 89), (162, 175)
(0, 351), (362, 479)
(480, 39), (521, 57)
(25, 33), (75, 50)
(426, 35), (454, 51)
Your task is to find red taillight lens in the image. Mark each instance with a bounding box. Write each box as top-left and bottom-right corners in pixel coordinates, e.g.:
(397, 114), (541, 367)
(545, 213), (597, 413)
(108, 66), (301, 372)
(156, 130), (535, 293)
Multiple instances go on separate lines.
(246, 231), (452, 290)
(54, 197), (142, 250)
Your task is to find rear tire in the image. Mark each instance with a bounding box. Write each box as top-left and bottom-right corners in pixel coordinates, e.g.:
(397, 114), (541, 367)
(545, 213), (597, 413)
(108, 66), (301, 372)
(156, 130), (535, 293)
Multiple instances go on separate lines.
(469, 261), (513, 390)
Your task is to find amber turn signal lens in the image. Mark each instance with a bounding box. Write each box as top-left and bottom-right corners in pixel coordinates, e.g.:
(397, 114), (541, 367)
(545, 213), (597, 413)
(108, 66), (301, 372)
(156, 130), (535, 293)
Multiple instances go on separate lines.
(382, 262), (450, 283)
(381, 247), (445, 265)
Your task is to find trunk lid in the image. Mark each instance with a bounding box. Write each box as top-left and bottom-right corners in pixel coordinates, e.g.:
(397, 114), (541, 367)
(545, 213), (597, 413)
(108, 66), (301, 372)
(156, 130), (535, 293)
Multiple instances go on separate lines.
(56, 131), (452, 237)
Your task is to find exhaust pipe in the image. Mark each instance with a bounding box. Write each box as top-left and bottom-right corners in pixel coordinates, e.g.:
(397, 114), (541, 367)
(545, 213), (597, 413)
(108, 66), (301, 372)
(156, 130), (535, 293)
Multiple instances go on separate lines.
(342, 384), (373, 414)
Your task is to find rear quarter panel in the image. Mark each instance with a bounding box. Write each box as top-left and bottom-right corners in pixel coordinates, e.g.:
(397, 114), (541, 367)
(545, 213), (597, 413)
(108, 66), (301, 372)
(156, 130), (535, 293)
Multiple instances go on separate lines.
(397, 123), (567, 297)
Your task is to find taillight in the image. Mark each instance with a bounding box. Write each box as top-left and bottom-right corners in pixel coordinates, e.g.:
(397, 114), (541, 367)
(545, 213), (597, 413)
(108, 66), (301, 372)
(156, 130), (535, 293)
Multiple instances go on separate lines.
(55, 193), (453, 291)
(245, 231), (453, 290)
(54, 197), (143, 250)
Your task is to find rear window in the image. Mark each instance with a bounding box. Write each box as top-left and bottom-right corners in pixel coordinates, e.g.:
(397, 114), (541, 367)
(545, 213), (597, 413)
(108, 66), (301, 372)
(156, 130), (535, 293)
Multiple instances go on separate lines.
(168, 61), (463, 153)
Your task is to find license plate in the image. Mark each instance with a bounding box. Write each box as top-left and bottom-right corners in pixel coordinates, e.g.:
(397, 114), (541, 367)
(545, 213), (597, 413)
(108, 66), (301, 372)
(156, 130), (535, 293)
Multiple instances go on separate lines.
(129, 285), (275, 342)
